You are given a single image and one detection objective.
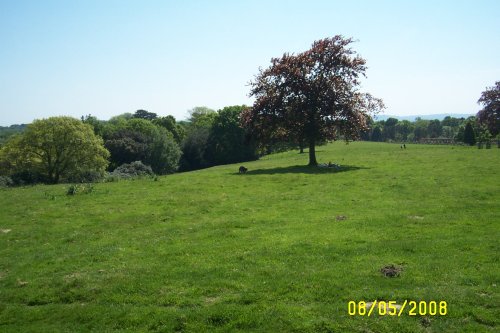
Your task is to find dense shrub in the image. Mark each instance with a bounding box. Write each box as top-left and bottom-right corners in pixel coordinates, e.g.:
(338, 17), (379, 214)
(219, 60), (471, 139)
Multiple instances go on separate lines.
(108, 161), (154, 180)
(0, 176), (13, 188)
(103, 119), (181, 174)
(67, 170), (105, 183)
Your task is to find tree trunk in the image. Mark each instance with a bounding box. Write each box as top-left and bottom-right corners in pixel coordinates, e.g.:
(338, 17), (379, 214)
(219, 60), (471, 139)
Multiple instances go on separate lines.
(308, 140), (317, 166)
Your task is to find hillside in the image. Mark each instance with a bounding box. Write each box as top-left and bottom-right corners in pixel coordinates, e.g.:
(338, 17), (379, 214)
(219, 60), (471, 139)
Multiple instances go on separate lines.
(0, 142), (498, 332)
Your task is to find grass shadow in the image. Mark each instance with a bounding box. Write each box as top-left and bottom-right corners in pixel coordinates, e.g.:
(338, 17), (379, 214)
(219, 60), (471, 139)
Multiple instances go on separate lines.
(232, 164), (369, 175)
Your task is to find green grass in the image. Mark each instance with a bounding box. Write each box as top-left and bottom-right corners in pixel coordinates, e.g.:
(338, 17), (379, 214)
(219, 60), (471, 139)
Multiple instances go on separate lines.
(0, 142), (498, 332)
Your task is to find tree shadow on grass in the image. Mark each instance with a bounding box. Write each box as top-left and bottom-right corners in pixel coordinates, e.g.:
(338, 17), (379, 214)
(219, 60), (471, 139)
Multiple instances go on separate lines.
(232, 164), (369, 175)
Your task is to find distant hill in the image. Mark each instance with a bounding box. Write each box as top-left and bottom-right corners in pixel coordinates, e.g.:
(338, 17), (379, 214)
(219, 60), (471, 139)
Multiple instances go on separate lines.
(374, 113), (474, 121)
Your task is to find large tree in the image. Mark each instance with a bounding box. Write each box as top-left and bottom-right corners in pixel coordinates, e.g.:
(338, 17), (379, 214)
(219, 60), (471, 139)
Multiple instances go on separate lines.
(242, 36), (384, 166)
(463, 122), (476, 146)
(103, 118), (181, 174)
(0, 117), (109, 184)
(133, 109), (158, 121)
(476, 81), (499, 136)
(206, 105), (257, 165)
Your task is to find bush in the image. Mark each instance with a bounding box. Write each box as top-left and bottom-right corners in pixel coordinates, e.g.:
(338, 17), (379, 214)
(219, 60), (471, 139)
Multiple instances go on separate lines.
(0, 176), (13, 188)
(10, 171), (47, 185)
(66, 183), (94, 195)
(66, 170), (105, 183)
(108, 161), (154, 180)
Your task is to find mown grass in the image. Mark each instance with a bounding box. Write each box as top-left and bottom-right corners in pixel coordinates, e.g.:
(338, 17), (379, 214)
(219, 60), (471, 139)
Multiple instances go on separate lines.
(0, 142), (498, 332)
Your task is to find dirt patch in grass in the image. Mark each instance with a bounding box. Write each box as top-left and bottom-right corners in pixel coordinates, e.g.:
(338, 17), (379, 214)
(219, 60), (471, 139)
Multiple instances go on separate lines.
(380, 264), (403, 277)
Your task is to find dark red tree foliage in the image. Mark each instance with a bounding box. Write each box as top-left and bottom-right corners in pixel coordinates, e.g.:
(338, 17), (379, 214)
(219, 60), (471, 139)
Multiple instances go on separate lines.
(476, 81), (499, 136)
(241, 36), (384, 166)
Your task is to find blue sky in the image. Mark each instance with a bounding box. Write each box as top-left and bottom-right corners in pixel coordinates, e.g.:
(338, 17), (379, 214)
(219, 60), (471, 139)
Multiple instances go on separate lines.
(1, 0), (499, 125)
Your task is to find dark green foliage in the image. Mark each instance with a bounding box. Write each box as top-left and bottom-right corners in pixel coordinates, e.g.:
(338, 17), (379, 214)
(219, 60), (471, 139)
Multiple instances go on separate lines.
(395, 120), (414, 141)
(81, 114), (105, 137)
(67, 170), (105, 183)
(371, 126), (383, 141)
(0, 175), (13, 187)
(133, 109), (158, 121)
(463, 122), (476, 145)
(180, 127), (211, 171)
(383, 117), (398, 140)
(110, 161), (154, 179)
(153, 115), (186, 144)
(179, 106), (258, 171)
(105, 130), (149, 168)
(205, 106), (257, 165)
(365, 117), (471, 143)
(8, 170), (46, 185)
(103, 119), (181, 175)
(427, 119), (442, 138)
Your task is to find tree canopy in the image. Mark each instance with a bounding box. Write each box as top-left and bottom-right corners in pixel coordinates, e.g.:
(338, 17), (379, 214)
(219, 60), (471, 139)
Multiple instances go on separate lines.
(242, 36), (384, 166)
(103, 118), (181, 174)
(0, 117), (109, 184)
(476, 81), (499, 136)
(206, 105), (257, 165)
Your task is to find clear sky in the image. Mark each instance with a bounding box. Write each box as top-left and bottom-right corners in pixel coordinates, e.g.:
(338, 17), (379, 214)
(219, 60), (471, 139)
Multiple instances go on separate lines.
(1, 0), (499, 125)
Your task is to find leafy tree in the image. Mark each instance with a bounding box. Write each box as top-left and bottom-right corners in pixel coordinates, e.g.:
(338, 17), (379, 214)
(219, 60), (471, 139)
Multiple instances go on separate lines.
(360, 115), (374, 141)
(133, 109), (158, 121)
(455, 125), (465, 142)
(371, 126), (383, 142)
(427, 119), (442, 138)
(178, 107), (217, 171)
(104, 119), (181, 174)
(413, 119), (429, 141)
(153, 115), (186, 144)
(179, 127), (211, 171)
(463, 122), (476, 146)
(187, 107), (217, 128)
(442, 116), (460, 127)
(104, 130), (149, 168)
(0, 117), (109, 184)
(109, 113), (133, 123)
(81, 114), (105, 137)
(205, 106), (257, 165)
(441, 126), (455, 139)
(383, 117), (398, 140)
(395, 120), (413, 141)
(476, 81), (499, 136)
(242, 36), (384, 166)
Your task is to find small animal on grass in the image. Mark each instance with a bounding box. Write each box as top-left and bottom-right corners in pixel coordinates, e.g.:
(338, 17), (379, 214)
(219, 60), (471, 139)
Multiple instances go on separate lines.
(403, 144), (406, 149)
(239, 166), (248, 174)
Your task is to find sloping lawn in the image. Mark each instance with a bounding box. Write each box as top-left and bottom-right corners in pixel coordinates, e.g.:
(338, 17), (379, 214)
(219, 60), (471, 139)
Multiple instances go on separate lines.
(0, 142), (498, 332)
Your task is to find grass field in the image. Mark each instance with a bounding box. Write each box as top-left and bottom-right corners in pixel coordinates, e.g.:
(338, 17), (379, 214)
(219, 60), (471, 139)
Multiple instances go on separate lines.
(0, 142), (498, 332)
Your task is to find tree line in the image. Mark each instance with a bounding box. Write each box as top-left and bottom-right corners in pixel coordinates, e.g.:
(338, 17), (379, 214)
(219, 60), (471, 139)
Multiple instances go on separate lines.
(0, 36), (497, 185)
(0, 105), (258, 185)
(362, 114), (496, 146)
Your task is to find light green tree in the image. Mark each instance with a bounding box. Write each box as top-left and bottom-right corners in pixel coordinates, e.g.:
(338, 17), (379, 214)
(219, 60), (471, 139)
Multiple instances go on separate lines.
(0, 116), (109, 183)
